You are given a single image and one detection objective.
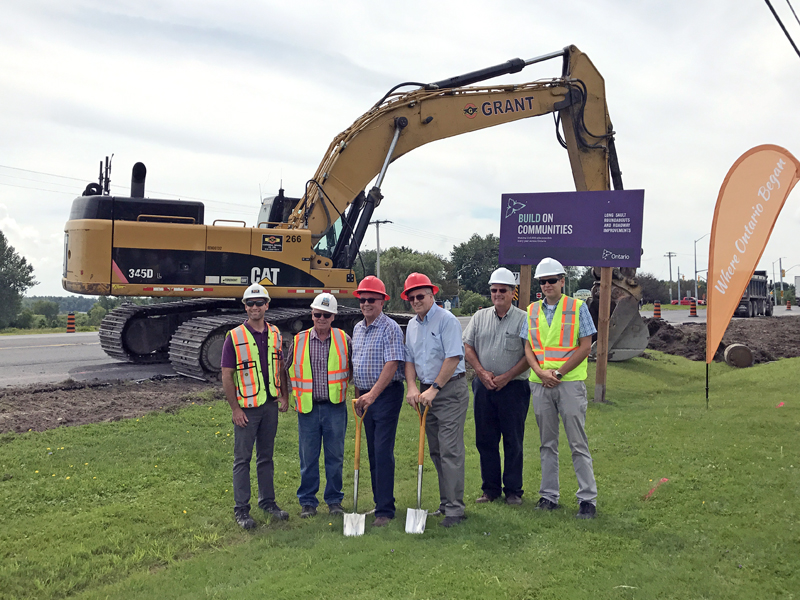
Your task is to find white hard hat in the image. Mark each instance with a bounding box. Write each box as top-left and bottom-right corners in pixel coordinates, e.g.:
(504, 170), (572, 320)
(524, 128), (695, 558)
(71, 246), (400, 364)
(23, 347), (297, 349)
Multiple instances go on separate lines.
(488, 267), (517, 286)
(534, 257), (566, 279)
(310, 292), (338, 314)
(242, 283), (270, 302)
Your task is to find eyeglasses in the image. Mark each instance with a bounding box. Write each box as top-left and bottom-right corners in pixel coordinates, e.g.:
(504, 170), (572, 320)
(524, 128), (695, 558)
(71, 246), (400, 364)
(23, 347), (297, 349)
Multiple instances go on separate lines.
(538, 278), (561, 285)
(245, 300), (267, 307)
(408, 293), (429, 302)
(358, 297), (380, 304)
(312, 312), (333, 319)
(490, 288), (509, 294)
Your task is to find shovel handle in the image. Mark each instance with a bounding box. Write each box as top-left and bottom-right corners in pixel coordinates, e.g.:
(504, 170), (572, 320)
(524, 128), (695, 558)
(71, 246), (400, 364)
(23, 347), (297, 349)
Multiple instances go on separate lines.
(415, 404), (429, 467)
(352, 400), (367, 472)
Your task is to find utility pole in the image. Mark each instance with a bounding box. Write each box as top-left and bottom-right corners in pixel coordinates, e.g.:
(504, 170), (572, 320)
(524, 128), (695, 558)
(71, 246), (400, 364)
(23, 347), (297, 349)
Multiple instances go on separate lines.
(369, 220), (391, 279)
(694, 234), (709, 300)
(677, 266), (681, 300)
(665, 252), (676, 302)
(779, 257), (785, 304)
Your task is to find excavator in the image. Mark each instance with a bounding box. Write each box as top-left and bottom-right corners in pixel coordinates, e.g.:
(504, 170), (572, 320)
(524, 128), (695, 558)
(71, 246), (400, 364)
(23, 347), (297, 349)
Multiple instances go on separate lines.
(62, 45), (648, 379)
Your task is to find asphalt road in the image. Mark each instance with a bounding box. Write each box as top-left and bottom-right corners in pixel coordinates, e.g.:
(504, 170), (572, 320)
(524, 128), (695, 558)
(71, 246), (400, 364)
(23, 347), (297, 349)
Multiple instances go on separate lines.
(0, 332), (174, 387)
(2, 306), (797, 387)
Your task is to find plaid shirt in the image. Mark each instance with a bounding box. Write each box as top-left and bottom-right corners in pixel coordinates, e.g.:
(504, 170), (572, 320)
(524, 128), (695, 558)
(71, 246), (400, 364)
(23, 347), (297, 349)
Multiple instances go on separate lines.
(286, 328), (352, 402)
(352, 312), (405, 391)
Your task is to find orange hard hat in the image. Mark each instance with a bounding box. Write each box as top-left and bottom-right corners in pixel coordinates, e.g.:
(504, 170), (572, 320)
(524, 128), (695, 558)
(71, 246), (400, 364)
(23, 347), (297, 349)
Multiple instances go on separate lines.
(401, 272), (439, 300)
(353, 275), (390, 299)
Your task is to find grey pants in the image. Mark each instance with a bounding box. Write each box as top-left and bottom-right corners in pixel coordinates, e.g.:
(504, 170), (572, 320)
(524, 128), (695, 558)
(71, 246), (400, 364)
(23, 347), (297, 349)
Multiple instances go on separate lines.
(423, 377), (469, 517)
(233, 402), (279, 514)
(530, 380), (597, 506)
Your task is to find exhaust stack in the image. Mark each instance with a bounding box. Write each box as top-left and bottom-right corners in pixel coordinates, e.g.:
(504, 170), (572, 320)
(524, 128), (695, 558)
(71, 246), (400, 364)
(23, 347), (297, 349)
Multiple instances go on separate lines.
(131, 162), (147, 198)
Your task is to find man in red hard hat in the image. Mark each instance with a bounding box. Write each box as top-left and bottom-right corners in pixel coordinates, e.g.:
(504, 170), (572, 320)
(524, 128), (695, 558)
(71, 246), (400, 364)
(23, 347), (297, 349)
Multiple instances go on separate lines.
(403, 272), (469, 528)
(352, 276), (405, 527)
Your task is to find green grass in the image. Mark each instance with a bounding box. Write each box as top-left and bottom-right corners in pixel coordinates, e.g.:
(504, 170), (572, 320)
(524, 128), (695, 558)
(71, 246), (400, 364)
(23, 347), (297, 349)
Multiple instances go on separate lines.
(1, 353), (798, 599)
(0, 326), (97, 335)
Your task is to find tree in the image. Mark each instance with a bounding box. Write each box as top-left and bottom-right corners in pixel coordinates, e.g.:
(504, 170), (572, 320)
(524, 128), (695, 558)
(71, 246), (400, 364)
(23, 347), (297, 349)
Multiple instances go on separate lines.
(31, 300), (60, 324)
(380, 247), (447, 311)
(450, 234), (512, 296)
(636, 272), (671, 304)
(354, 249), (377, 281)
(0, 231), (37, 329)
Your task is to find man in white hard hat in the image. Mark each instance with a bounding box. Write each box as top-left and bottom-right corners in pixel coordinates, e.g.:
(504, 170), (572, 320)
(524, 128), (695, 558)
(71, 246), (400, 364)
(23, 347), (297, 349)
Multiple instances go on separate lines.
(352, 276), (405, 527)
(287, 293), (352, 519)
(403, 272), (469, 528)
(520, 257), (598, 519)
(220, 283), (289, 530)
(463, 267), (531, 506)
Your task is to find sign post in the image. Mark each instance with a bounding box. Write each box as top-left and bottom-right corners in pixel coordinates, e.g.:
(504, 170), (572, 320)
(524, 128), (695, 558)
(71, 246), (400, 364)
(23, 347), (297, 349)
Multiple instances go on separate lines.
(499, 190), (644, 402)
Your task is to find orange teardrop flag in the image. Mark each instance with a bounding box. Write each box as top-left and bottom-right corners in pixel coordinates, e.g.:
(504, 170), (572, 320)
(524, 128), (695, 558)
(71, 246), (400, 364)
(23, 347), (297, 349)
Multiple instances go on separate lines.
(706, 145), (800, 363)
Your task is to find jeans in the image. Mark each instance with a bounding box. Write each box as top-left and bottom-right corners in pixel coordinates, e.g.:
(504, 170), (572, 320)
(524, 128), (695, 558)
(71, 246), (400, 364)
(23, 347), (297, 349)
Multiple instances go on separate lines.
(362, 380), (404, 518)
(473, 378), (530, 498)
(233, 402), (279, 514)
(297, 401), (347, 507)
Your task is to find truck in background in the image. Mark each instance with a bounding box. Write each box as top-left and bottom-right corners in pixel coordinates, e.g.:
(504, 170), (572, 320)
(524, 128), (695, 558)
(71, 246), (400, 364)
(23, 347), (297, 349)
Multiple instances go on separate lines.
(735, 270), (773, 317)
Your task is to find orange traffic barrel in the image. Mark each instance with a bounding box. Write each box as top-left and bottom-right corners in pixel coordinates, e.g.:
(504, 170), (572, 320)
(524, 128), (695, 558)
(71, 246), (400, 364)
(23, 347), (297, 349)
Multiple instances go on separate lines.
(787, 300), (792, 311)
(66, 312), (76, 333)
(654, 301), (661, 318)
(689, 300), (698, 317)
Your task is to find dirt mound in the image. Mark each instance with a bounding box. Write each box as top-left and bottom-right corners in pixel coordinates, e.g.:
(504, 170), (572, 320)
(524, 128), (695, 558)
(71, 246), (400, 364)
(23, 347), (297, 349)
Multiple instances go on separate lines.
(646, 316), (800, 364)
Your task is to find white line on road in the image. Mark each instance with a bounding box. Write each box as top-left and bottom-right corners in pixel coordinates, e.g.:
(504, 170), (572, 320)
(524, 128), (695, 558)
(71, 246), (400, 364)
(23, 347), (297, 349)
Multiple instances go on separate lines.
(0, 342), (100, 350)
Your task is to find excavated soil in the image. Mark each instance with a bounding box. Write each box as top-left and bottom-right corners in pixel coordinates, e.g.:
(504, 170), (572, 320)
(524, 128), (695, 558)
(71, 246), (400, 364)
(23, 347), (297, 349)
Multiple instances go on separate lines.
(1, 317), (798, 434)
(645, 316), (800, 364)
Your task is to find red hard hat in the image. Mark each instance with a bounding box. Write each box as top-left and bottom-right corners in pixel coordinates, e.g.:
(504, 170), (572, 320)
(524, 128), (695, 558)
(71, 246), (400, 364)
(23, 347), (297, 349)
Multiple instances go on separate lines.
(401, 272), (439, 300)
(353, 275), (390, 300)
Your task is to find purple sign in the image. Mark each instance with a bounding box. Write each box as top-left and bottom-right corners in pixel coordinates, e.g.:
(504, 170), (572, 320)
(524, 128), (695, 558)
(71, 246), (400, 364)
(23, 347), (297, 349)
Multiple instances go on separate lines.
(499, 190), (644, 267)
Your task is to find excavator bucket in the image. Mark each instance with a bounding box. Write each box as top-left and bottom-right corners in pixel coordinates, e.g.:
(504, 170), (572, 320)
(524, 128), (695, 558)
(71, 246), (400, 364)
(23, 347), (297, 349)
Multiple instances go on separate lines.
(600, 295), (649, 361)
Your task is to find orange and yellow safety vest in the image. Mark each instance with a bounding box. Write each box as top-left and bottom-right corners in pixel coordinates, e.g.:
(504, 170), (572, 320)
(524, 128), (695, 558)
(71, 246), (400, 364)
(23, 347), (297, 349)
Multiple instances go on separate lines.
(288, 328), (350, 413)
(227, 323), (282, 407)
(526, 295), (588, 383)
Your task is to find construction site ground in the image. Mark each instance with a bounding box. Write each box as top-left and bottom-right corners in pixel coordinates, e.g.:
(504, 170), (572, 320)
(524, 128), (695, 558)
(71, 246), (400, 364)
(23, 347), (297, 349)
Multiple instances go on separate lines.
(1, 315), (798, 435)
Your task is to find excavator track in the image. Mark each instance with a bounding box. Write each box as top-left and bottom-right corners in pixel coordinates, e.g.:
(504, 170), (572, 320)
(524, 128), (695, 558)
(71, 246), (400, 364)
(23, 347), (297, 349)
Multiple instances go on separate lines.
(99, 299), (242, 364)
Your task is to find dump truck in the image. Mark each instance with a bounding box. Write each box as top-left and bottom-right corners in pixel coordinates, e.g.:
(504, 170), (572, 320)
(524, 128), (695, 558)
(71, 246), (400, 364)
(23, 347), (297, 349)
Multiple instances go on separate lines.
(735, 270), (772, 317)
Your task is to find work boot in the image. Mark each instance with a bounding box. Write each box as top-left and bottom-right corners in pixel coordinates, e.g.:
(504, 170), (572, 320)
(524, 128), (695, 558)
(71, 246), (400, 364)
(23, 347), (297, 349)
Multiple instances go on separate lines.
(372, 516), (392, 527)
(475, 493), (498, 504)
(300, 505), (317, 518)
(327, 503), (344, 516)
(260, 501), (289, 521)
(439, 515), (467, 528)
(505, 494), (523, 506)
(234, 510), (257, 530)
(535, 497), (559, 511)
(576, 501), (597, 519)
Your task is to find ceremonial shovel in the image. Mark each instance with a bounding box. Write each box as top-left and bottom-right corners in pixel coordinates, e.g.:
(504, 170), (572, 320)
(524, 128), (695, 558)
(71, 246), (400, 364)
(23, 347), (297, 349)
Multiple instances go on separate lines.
(344, 401), (367, 536)
(405, 403), (430, 534)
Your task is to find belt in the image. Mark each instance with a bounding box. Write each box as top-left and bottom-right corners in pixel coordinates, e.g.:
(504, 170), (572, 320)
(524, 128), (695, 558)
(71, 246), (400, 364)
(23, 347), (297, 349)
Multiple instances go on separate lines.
(355, 380), (403, 396)
(420, 372), (465, 392)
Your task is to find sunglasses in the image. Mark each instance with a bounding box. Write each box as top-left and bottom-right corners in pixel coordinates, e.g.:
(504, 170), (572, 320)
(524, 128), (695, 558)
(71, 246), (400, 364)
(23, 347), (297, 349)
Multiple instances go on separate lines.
(490, 288), (508, 294)
(312, 312), (333, 319)
(245, 300), (267, 307)
(538, 278), (561, 285)
(358, 297), (380, 304)
(408, 293), (429, 302)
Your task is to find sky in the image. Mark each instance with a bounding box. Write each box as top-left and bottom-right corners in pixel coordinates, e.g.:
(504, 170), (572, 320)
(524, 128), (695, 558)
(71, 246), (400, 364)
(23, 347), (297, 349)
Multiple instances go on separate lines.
(2, 0), (800, 297)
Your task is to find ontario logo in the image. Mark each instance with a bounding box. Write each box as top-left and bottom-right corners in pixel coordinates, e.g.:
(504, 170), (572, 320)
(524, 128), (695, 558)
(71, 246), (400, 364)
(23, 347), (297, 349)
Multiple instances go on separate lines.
(602, 249), (630, 260)
(463, 103), (478, 119)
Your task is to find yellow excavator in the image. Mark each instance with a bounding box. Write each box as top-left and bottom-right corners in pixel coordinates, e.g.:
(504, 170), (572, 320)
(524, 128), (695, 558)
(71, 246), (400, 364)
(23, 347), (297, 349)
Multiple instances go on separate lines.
(62, 45), (648, 378)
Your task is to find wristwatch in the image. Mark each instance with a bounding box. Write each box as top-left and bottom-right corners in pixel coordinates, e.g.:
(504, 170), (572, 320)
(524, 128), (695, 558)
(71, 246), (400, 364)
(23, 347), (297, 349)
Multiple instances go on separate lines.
(432, 382), (441, 390)
(554, 370), (563, 380)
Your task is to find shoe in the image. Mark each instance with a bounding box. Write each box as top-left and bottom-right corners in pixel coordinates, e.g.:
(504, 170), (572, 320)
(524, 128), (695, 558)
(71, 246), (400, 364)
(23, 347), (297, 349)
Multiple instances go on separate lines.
(234, 511), (257, 530)
(475, 493), (498, 504)
(372, 516), (392, 527)
(300, 505), (317, 518)
(439, 515), (467, 528)
(328, 503), (344, 516)
(429, 508), (445, 517)
(535, 497), (559, 511)
(505, 494), (523, 506)
(576, 501), (596, 519)
(260, 501), (289, 521)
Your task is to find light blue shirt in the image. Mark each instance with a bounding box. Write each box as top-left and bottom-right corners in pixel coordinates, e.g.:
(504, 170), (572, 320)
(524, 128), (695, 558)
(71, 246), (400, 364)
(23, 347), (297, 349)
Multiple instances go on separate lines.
(405, 302), (466, 384)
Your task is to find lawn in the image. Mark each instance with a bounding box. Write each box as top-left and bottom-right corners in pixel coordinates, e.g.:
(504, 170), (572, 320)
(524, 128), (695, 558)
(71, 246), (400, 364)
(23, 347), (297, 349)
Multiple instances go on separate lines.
(0, 352), (797, 599)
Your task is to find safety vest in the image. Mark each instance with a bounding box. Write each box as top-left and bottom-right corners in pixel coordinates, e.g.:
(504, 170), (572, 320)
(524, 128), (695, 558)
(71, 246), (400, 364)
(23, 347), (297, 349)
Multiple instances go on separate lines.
(289, 328), (350, 413)
(227, 323), (282, 408)
(527, 295), (588, 383)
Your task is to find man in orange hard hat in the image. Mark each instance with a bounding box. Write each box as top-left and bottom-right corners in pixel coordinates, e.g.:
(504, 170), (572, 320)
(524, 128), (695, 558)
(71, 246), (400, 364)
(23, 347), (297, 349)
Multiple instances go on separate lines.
(403, 272), (469, 528)
(352, 276), (405, 527)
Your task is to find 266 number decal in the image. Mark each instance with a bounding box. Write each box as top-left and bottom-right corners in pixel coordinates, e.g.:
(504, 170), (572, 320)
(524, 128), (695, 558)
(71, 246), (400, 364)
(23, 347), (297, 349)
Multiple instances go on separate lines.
(285, 235), (302, 243)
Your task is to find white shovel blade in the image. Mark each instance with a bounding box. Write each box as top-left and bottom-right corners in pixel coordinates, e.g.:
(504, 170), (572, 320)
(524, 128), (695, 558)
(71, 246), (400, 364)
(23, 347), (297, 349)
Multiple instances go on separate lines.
(343, 513), (365, 537)
(405, 508), (428, 534)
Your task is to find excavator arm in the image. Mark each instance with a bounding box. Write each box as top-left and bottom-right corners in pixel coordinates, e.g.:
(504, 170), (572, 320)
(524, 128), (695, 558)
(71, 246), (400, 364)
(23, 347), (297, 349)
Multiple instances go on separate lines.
(288, 46), (618, 270)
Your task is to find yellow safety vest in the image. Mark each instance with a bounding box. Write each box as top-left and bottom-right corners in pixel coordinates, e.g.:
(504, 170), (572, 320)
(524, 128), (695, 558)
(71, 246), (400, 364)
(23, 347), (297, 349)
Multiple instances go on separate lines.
(527, 295), (588, 383)
(227, 323), (281, 408)
(289, 328), (350, 413)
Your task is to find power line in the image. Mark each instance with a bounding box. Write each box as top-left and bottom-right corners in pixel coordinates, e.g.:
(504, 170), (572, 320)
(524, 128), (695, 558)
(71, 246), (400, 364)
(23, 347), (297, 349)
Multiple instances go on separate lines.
(765, 0), (800, 59)
(787, 0), (800, 26)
